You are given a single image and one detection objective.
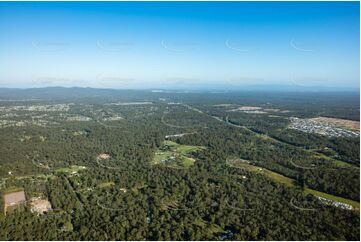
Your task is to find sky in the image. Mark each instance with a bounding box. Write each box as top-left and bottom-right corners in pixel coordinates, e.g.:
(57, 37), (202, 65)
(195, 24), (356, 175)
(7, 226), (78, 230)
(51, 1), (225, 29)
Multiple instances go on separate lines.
(0, 1), (359, 90)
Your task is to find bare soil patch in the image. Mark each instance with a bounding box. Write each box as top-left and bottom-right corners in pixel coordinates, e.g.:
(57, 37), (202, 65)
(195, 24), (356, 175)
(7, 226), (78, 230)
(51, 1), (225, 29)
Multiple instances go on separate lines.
(30, 197), (52, 214)
(229, 106), (262, 111)
(311, 117), (360, 131)
(98, 153), (111, 160)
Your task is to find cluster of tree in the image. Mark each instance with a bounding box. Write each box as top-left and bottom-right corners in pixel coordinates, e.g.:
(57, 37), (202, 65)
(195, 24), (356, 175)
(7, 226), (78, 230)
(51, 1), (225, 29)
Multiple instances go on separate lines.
(0, 90), (359, 240)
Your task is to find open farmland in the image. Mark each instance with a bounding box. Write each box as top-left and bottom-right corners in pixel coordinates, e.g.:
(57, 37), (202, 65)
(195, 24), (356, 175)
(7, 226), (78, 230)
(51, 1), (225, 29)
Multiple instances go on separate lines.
(152, 140), (205, 168)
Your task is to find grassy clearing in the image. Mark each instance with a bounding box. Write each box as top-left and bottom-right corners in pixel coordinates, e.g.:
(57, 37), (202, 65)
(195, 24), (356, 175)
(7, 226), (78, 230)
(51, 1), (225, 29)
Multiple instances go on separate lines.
(152, 141), (205, 169)
(55, 165), (86, 174)
(262, 169), (295, 187)
(227, 158), (359, 210)
(163, 140), (205, 154)
(152, 151), (173, 164)
(182, 157), (196, 168)
(304, 188), (360, 209)
(97, 182), (115, 188)
(330, 159), (357, 168)
(227, 159), (294, 187)
(313, 153), (355, 168)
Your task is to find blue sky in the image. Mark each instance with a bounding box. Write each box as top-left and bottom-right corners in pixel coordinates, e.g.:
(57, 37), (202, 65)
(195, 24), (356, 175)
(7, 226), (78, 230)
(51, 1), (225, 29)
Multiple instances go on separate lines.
(0, 1), (359, 90)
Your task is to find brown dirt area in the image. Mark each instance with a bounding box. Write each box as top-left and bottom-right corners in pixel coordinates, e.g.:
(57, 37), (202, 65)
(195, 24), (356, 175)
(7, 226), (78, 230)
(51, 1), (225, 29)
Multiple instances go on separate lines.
(98, 153), (111, 159)
(30, 197), (52, 214)
(4, 191), (26, 206)
(312, 117), (360, 131)
(229, 106), (262, 112)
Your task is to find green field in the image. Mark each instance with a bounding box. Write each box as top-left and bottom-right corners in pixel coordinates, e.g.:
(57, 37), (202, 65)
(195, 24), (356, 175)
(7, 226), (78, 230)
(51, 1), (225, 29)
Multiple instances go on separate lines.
(227, 158), (295, 187)
(313, 152), (356, 168)
(97, 182), (115, 188)
(152, 141), (205, 169)
(54, 165), (86, 174)
(304, 188), (360, 209)
(163, 140), (206, 154)
(227, 158), (359, 210)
